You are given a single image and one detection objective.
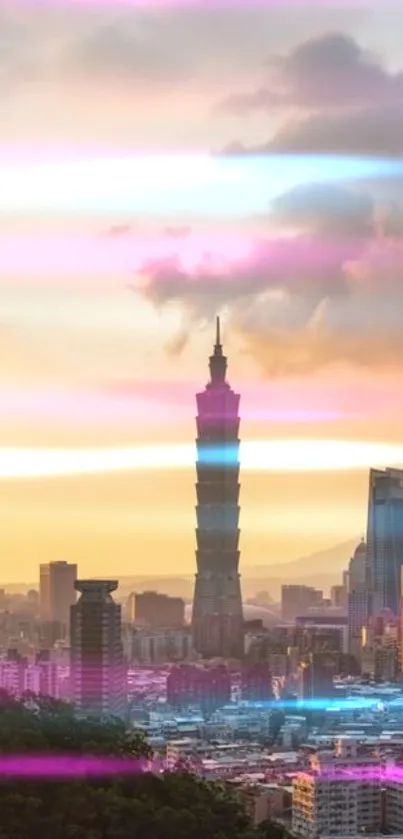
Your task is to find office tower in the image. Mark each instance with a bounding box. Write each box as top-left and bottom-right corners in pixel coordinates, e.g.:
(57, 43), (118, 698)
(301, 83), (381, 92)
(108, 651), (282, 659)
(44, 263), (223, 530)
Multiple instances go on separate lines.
(361, 612), (400, 680)
(347, 539), (368, 656)
(39, 561), (77, 634)
(348, 538), (366, 590)
(40, 620), (65, 649)
(241, 662), (273, 702)
(366, 468), (403, 617)
(295, 624), (345, 657)
(348, 590), (367, 659)
(39, 565), (50, 620)
(167, 663), (231, 713)
(281, 585), (323, 623)
(191, 318), (244, 659)
(134, 591), (185, 627)
(299, 653), (334, 701)
(70, 580), (126, 718)
(330, 584), (347, 609)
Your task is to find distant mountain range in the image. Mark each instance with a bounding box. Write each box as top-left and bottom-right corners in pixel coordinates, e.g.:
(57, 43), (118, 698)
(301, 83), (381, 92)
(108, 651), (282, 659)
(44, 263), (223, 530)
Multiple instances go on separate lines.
(2, 538), (359, 602)
(246, 538), (359, 580)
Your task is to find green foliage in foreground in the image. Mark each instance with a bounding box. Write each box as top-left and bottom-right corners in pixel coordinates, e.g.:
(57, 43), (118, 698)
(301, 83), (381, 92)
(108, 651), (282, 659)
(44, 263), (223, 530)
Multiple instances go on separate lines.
(0, 692), (291, 839)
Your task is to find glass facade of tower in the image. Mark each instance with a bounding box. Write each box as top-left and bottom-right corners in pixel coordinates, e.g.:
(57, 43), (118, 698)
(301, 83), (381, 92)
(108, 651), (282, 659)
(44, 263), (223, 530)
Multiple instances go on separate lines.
(191, 319), (244, 659)
(366, 468), (403, 618)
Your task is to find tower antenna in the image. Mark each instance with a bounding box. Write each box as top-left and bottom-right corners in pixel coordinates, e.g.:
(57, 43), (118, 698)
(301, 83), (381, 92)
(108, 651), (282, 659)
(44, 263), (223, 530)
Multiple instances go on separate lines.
(215, 315), (221, 348)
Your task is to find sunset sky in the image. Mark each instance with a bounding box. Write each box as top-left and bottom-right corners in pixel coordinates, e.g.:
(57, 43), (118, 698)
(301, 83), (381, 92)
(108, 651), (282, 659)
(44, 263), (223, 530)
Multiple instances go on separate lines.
(2, 0), (403, 583)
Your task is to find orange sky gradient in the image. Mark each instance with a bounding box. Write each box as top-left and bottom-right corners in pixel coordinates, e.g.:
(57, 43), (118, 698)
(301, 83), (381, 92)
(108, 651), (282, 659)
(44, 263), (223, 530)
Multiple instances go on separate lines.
(1, 1), (403, 583)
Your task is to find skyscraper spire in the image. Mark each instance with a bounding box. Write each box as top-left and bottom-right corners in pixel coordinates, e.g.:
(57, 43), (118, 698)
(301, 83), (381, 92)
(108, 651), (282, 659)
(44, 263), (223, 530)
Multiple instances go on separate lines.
(215, 315), (221, 348)
(209, 316), (227, 385)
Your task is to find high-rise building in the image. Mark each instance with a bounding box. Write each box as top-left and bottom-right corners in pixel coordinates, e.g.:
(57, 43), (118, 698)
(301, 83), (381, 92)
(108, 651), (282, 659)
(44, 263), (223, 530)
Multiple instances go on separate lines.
(70, 580), (126, 718)
(298, 653), (334, 701)
(348, 538), (366, 590)
(292, 739), (382, 837)
(167, 663), (231, 713)
(330, 584), (347, 609)
(281, 585), (323, 623)
(133, 591), (185, 627)
(385, 777), (403, 832)
(347, 590), (367, 659)
(39, 561), (77, 634)
(347, 539), (368, 656)
(366, 467), (403, 617)
(295, 623), (345, 657)
(191, 318), (244, 659)
(241, 662), (273, 702)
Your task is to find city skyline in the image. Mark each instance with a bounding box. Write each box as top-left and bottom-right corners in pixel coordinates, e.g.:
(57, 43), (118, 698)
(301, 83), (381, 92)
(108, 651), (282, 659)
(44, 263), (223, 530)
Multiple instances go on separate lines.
(2, 2), (403, 581)
(3, 5), (403, 839)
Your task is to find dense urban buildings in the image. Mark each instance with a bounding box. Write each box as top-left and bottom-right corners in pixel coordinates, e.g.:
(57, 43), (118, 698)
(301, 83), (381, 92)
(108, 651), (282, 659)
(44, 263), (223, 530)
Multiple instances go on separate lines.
(191, 318), (244, 659)
(70, 580), (127, 718)
(0, 647), (69, 699)
(130, 626), (193, 663)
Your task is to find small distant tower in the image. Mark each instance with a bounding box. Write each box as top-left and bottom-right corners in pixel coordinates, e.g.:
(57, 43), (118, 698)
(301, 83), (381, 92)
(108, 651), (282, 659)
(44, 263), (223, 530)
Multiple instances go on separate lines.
(191, 318), (244, 659)
(70, 580), (127, 718)
(39, 560), (77, 635)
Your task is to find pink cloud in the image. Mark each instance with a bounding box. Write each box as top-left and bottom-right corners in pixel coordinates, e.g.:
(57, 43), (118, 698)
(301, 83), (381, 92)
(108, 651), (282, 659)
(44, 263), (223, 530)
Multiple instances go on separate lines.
(0, 232), (253, 286)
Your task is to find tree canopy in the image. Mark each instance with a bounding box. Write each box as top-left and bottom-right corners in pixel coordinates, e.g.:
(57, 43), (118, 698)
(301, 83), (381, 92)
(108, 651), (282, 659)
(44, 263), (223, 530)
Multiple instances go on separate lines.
(0, 693), (291, 839)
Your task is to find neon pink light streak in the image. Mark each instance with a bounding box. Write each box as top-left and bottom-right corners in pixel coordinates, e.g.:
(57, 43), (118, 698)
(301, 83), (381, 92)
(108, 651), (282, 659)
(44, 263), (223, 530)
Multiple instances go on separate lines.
(0, 755), (402, 782)
(104, 378), (401, 419)
(0, 755), (157, 778)
(16, 0), (403, 8)
(3, 376), (401, 428)
(0, 383), (360, 426)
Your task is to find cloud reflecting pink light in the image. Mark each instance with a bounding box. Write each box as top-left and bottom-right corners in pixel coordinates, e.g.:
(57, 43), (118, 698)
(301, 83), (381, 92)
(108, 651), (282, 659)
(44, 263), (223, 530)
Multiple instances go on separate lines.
(0, 234), (384, 290)
(0, 233), (254, 284)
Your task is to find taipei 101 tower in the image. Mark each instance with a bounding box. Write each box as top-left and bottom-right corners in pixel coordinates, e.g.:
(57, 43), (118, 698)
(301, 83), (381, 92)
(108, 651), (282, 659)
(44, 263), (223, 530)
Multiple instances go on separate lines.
(191, 318), (244, 659)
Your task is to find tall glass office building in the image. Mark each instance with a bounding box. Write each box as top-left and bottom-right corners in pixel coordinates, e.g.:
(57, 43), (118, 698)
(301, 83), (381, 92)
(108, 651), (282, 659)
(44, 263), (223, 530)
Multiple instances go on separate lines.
(366, 468), (403, 618)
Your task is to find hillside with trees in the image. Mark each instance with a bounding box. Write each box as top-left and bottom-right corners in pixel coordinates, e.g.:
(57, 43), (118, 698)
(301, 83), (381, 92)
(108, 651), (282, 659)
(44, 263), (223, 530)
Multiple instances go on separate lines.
(0, 691), (291, 839)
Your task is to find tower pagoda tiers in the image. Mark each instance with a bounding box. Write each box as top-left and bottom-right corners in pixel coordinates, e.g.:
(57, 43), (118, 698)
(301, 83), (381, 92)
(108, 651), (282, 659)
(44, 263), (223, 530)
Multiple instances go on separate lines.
(191, 318), (244, 659)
